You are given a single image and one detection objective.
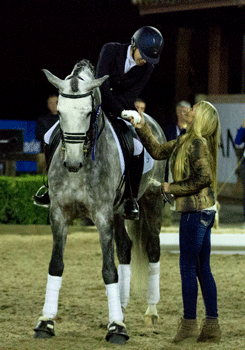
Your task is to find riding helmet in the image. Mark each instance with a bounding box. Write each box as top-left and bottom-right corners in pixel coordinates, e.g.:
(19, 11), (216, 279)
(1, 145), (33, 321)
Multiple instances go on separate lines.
(131, 26), (164, 65)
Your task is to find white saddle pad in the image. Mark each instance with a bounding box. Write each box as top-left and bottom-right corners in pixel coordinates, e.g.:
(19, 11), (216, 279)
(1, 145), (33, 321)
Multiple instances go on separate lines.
(108, 119), (154, 175)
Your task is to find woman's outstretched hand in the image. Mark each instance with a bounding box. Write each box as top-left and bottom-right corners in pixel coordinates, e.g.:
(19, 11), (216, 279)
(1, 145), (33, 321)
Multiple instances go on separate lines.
(129, 112), (145, 129)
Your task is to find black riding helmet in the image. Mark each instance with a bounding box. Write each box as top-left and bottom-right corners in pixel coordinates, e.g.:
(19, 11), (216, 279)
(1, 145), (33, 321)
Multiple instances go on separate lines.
(131, 26), (164, 65)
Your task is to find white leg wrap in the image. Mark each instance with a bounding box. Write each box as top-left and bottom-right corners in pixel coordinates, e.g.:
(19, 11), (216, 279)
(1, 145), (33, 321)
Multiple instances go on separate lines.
(118, 264), (131, 310)
(106, 283), (123, 324)
(43, 274), (62, 319)
(147, 262), (160, 305)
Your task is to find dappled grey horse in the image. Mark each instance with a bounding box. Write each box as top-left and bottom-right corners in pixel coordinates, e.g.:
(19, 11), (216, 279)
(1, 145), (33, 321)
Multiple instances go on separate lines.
(34, 60), (166, 345)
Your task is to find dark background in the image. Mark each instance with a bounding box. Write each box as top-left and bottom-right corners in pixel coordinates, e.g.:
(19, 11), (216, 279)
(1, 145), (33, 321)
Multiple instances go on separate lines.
(1, 0), (245, 129)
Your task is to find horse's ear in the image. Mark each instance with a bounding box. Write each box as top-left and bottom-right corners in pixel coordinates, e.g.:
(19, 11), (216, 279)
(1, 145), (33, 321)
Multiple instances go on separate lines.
(86, 75), (109, 90)
(96, 75), (109, 86)
(42, 69), (63, 90)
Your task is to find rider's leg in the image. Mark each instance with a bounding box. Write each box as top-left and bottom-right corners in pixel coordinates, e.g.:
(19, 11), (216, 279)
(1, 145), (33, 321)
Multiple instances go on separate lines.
(33, 143), (51, 206)
(34, 123), (61, 207)
(123, 152), (144, 220)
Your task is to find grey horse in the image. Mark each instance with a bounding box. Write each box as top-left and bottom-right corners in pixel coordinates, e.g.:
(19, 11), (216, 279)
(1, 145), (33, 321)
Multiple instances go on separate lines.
(34, 59), (166, 345)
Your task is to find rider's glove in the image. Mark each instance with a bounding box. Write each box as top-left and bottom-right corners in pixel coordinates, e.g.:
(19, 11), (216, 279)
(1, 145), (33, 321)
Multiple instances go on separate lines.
(121, 110), (141, 124)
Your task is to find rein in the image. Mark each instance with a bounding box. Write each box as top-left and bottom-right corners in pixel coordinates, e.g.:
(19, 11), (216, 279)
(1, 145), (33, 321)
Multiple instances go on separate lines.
(92, 104), (102, 160)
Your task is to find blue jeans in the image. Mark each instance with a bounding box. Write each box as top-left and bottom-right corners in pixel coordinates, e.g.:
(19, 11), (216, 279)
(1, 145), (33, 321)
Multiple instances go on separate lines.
(179, 210), (218, 319)
(240, 159), (245, 220)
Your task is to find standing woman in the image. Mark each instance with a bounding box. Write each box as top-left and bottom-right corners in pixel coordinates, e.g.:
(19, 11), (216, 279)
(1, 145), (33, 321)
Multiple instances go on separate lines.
(130, 101), (221, 344)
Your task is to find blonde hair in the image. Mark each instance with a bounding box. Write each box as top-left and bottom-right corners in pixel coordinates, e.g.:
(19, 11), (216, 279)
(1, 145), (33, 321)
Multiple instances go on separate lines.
(173, 101), (220, 195)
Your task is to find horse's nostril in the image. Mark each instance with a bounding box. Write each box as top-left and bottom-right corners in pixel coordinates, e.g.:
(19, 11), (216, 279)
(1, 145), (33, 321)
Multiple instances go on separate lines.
(79, 163), (82, 168)
(63, 161), (66, 168)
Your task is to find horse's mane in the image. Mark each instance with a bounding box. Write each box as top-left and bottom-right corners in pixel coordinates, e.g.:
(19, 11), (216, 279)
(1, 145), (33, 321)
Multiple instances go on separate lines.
(67, 59), (95, 93)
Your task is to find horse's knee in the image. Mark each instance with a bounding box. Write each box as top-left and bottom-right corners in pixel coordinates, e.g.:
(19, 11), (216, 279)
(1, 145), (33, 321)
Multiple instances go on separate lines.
(49, 261), (64, 277)
(116, 240), (132, 264)
(102, 265), (118, 285)
(146, 239), (160, 262)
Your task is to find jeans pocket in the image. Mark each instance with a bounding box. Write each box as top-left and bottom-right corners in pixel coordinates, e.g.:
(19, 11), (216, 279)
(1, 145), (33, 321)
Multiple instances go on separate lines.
(201, 210), (215, 227)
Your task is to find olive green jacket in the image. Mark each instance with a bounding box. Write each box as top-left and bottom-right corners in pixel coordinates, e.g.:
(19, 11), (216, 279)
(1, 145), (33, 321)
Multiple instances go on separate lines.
(137, 122), (215, 212)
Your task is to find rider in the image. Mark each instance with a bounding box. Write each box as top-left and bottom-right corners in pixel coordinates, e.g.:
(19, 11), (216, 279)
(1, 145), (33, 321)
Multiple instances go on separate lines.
(34, 26), (164, 220)
(96, 26), (164, 219)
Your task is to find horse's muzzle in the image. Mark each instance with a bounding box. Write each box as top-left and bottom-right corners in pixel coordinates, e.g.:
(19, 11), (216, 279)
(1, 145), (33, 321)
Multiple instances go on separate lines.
(64, 161), (82, 172)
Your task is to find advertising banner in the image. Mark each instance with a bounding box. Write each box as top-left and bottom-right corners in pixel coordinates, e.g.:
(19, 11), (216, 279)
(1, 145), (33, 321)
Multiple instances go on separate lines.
(0, 120), (40, 172)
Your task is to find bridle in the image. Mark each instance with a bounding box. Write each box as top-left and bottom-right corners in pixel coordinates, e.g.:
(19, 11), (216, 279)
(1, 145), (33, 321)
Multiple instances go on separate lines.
(60, 91), (93, 145)
(59, 88), (104, 159)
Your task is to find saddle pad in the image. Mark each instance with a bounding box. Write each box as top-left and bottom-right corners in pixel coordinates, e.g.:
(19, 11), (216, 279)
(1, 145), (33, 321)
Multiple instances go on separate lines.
(108, 119), (154, 175)
(44, 121), (59, 144)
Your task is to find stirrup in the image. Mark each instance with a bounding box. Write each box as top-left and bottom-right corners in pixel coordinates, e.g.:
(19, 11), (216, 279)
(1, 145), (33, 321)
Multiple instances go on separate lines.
(123, 198), (139, 220)
(33, 185), (50, 208)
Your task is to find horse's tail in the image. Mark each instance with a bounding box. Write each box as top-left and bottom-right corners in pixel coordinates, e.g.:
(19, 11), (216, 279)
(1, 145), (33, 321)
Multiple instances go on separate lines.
(126, 219), (149, 295)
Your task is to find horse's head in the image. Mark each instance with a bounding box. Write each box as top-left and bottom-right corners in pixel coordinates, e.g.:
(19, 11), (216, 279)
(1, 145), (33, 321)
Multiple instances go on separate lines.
(43, 60), (108, 172)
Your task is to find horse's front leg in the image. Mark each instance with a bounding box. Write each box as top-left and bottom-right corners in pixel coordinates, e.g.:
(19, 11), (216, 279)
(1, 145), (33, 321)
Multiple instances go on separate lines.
(97, 217), (129, 345)
(34, 206), (68, 339)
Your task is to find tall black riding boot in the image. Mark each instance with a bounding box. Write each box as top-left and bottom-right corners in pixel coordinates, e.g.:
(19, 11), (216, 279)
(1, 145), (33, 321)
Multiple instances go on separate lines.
(123, 152), (144, 220)
(123, 176), (140, 220)
(33, 143), (50, 207)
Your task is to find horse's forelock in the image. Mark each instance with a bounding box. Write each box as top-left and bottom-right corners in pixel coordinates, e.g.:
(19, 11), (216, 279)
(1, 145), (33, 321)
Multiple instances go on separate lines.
(73, 59), (95, 78)
(70, 77), (79, 92)
(69, 59), (95, 93)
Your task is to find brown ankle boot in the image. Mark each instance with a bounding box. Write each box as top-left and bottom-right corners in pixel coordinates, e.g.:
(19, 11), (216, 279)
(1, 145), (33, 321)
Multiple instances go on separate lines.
(197, 318), (221, 343)
(173, 318), (199, 343)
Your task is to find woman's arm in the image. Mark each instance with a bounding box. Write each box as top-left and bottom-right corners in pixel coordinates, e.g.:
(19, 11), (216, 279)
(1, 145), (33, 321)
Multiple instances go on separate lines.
(130, 114), (176, 160)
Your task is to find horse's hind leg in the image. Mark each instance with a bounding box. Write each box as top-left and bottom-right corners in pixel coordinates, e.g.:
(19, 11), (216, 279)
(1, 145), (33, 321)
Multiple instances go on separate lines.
(34, 208), (68, 338)
(138, 193), (163, 325)
(114, 215), (132, 311)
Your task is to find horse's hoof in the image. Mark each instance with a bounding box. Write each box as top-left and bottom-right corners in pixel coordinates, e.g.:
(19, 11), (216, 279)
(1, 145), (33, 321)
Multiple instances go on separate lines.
(106, 322), (129, 344)
(145, 314), (158, 326)
(151, 314), (158, 325)
(109, 334), (127, 345)
(34, 318), (55, 339)
(34, 330), (53, 339)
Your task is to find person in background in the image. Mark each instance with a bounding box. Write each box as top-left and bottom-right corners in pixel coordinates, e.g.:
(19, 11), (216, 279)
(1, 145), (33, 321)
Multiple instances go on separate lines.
(35, 94), (59, 152)
(96, 26), (164, 220)
(134, 98), (146, 114)
(163, 100), (191, 142)
(235, 118), (245, 229)
(162, 100), (191, 226)
(130, 101), (221, 344)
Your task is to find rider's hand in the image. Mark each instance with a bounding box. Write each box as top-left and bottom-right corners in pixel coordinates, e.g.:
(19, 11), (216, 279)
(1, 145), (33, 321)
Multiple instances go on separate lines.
(129, 112), (145, 129)
(121, 110), (141, 124)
